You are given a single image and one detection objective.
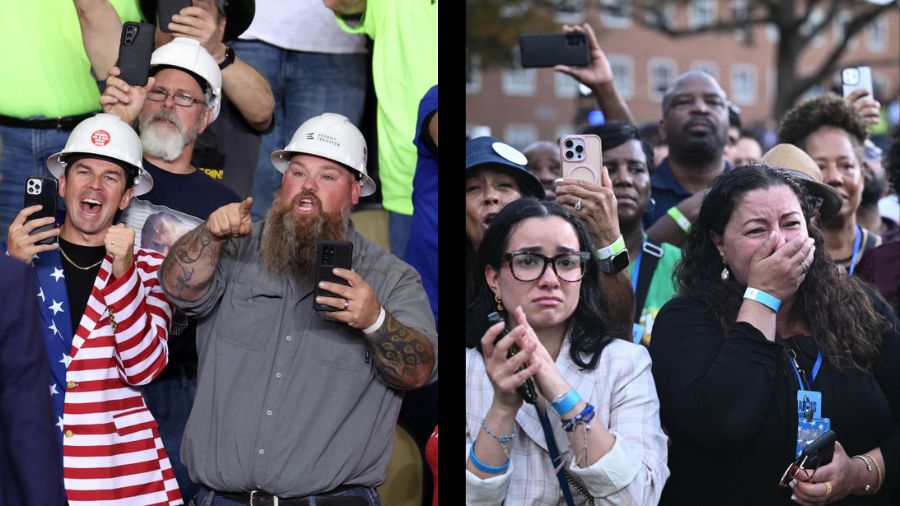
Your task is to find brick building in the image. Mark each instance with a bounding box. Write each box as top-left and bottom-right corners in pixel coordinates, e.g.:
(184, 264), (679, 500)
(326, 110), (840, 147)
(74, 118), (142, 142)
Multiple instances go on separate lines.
(466, 1), (900, 148)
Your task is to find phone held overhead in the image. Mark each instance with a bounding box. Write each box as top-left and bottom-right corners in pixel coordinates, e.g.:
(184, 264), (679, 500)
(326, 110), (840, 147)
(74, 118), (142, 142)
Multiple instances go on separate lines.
(519, 32), (590, 68)
(116, 22), (155, 86)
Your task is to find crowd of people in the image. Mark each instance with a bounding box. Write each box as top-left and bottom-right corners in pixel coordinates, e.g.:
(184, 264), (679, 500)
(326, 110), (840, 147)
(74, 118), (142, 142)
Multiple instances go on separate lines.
(0, 2), (437, 505)
(466, 21), (899, 506)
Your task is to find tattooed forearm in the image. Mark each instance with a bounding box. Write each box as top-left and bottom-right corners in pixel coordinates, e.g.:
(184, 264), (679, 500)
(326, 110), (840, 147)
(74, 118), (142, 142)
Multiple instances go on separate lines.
(366, 312), (435, 390)
(160, 224), (224, 301)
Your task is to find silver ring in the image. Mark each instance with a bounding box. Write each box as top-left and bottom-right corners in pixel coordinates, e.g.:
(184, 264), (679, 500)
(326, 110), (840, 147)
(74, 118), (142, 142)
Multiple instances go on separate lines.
(343, 299), (350, 311)
(574, 198), (583, 210)
(800, 260), (810, 273)
(111, 240), (116, 246)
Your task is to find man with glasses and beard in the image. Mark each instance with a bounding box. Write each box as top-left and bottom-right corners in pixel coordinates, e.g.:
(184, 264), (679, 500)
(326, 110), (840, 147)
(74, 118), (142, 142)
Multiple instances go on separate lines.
(158, 113), (437, 505)
(98, 36), (240, 501)
(643, 71), (732, 247)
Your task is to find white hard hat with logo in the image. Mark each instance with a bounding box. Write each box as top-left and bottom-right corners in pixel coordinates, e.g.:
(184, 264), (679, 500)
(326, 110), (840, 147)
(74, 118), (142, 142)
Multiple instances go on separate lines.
(150, 37), (222, 122)
(47, 113), (153, 196)
(271, 113), (376, 197)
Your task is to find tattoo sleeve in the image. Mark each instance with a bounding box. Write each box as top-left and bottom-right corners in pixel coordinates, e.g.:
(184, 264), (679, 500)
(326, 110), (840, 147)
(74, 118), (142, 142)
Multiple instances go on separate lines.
(160, 224), (225, 302)
(366, 312), (436, 390)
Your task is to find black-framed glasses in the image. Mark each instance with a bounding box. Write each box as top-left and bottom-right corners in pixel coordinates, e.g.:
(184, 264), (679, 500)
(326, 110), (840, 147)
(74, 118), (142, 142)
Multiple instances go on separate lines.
(502, 250), (591, 283)
(146, 88), (205, 107)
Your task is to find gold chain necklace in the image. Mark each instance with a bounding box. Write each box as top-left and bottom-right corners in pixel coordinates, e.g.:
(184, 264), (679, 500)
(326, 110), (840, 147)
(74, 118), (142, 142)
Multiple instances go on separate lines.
(58, 243), (104, 271)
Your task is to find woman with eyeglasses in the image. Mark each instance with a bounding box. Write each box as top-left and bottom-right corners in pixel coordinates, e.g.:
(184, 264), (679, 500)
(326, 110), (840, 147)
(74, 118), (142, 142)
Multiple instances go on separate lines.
(649, 165), (899, 505)
(779, 94), (882, 275)
(465, 198), (669, 505)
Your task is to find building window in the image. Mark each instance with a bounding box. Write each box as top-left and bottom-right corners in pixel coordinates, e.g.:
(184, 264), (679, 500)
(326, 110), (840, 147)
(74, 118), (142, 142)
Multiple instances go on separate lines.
(556, 125), (577, 143)
(504, 124), (539, 149)
(730, 64), (757, 105)
(689, 0), (716, 29)
(730, 0), (750, 40)
(608, 55), (635, 100)
(691, 60), (719, 81)
(502, 49), (536, 97)
(555, 73), (579, 99)
(466, 124), (492, 140)
(554, 0), (585, 24)
(766, 23), (780, 43)
(866, 16), (886, 53)
(804, 8), (826, 47)
(601, 0), (631, 28)
(466, 54), (481, 95)
(648, 58), (677, 102)
(644, 3), (676, 28)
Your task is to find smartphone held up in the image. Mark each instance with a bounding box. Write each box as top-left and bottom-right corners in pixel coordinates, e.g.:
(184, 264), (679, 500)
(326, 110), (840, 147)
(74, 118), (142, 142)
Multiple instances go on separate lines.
(519, 32), (590, 68)
(313, 240), (353, 312)
(23, 177), (58, 246)
(559, 134), (603, 185)
(115, 22), (155, 87)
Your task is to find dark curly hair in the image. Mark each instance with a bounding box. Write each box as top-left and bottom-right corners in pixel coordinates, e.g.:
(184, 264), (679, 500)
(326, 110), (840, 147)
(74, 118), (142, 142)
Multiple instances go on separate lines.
(778, 93), (868, 150)
(465, 198), (613, 369)
(676, 164), (885, 371)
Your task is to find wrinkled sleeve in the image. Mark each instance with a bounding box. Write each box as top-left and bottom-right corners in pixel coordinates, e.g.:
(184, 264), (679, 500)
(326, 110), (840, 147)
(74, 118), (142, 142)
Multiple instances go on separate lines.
(465, 442), (512, 506)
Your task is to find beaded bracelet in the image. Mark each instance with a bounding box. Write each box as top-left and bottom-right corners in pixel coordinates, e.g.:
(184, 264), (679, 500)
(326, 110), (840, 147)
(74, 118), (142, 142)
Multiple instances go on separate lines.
(561, 404), (596, 432)
(480, 419), (517, 459)
(469, 442), (509, 474)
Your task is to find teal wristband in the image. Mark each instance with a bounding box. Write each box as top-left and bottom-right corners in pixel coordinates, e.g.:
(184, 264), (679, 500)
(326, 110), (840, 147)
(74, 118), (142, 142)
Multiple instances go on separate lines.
(743, 287), (782, 312)
(469, 442), (510, 474)
(551, 390), (582, 415)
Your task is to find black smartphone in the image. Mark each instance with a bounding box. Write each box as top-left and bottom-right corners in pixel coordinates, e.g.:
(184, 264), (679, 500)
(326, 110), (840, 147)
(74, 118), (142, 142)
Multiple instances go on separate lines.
(519, 32), (590, 68)
(799, 430), (836, 468)
(487, 311), (538, 404)
(115, 22), (155, 86)
(23, 177), (58, 246)
(314, 240), (354, 312)
(157, 0), (192, 33)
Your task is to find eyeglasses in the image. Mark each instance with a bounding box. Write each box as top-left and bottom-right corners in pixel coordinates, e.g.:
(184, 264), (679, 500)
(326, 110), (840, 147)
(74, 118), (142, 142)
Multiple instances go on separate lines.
(502, 251), (590, 283)
(146, 88), (205, 107)
(778, 454), (817, 488)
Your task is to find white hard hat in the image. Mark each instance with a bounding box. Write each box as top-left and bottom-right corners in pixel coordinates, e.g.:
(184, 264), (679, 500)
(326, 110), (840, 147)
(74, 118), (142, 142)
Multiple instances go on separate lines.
(47, 113), (153, 196)
(271, 113), (376, 197)
(150, 37), (222, 122)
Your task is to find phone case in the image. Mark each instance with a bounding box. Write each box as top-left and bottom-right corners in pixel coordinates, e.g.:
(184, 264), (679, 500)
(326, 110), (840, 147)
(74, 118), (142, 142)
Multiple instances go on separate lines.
(23, 177), (58, 245)
(800, 430), (836, 467)
(841, 66), (873, 98)
(314, 240), (354, 312)
(559, 134), (603, 185)
(157, 0), (192, 33)
(519, 32), (590, 68)
(116, 22), (155, 86)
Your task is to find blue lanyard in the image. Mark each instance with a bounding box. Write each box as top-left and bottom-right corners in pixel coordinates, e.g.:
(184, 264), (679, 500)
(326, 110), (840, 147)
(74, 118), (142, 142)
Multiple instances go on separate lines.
(788, 350), (823, 391)
(848, 225), (862, 276)
(630, 249), (643, 292)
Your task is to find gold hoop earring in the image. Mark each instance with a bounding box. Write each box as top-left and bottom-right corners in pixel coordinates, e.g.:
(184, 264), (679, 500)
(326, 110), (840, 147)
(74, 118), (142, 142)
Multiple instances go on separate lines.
(495, 293), (504, 313)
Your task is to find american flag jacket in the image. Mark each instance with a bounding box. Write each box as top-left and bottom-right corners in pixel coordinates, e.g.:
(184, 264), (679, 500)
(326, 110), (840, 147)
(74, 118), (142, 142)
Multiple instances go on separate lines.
(31, 247), (182, 506)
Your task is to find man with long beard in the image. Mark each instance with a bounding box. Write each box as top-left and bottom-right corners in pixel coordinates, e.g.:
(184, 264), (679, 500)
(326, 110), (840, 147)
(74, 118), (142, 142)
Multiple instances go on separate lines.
(159, 113), (437, 505)
(99, 36), (240, 501)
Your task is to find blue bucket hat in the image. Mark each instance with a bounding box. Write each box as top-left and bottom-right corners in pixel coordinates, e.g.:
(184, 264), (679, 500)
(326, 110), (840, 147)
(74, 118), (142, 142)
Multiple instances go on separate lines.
(466, 136), (545, 199)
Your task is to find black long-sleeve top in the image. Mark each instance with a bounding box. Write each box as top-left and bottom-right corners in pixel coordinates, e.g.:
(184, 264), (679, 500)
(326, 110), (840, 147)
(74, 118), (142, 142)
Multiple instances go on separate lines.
(649, 293), (900, 505)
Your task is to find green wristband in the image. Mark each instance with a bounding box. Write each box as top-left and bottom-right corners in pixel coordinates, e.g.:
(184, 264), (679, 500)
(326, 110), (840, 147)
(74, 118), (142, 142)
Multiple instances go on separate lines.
(667, 206), (692, 234)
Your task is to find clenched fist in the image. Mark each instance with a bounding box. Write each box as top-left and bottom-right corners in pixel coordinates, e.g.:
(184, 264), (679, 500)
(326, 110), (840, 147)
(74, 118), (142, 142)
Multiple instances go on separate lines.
(208, 197), (253, 240)
(104, 224), (135, 280)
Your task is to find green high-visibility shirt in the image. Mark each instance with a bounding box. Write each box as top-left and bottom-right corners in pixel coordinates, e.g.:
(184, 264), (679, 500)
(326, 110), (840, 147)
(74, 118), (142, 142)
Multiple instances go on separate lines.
(335, 0), (438, 215)
(0, 1), (143, 118)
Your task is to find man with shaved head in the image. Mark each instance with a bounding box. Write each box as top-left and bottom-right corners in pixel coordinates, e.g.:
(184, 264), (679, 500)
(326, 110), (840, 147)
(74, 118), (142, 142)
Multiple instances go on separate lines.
(523, 140), (561, 200)
(644, 71), (731, 236)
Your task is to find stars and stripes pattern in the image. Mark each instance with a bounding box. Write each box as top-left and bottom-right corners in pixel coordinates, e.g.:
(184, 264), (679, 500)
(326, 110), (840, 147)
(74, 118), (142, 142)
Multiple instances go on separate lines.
(32, 248), (182, 506)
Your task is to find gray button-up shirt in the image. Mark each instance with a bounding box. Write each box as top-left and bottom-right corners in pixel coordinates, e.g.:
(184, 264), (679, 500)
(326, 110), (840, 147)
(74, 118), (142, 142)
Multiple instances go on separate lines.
(164, 222), (438, 497)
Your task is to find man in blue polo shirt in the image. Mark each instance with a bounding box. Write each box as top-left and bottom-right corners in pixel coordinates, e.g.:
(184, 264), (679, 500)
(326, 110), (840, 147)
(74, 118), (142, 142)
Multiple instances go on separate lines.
(644, 71), (731, 231)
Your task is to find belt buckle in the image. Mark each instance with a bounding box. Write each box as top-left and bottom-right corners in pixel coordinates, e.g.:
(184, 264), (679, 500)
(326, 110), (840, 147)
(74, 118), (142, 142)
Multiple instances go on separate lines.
(55, 117), (66, 130)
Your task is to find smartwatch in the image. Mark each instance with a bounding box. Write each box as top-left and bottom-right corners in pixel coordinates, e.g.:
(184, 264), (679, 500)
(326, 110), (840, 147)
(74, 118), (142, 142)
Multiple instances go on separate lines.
(218, 45), (235, 70)
(595, 236), (630, 274)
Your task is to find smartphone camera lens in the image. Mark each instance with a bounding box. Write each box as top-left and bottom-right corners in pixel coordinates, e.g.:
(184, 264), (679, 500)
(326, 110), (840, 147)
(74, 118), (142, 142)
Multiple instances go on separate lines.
(565, 150), (574, 159)
(565, 139), (574, 148)
(575, 145), (584, 153)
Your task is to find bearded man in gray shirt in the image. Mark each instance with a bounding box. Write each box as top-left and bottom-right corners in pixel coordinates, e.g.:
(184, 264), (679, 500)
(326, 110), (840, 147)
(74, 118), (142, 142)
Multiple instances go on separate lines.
(159, 113), (437, 506)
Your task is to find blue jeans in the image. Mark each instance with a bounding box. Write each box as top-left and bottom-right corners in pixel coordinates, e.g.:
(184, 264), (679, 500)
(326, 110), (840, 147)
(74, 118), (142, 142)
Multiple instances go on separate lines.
(142, 368), (199, 502)
(230, 41), (368, 221)
(190, 485), (381, 506)
(0, 124), (69, 238)
(388, 211), (413, 257)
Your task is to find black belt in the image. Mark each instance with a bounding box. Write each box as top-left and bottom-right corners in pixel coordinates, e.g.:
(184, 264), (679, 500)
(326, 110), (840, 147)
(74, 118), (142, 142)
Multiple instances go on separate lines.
(0, 113), (95, 131)
(216, 486), (367, 506)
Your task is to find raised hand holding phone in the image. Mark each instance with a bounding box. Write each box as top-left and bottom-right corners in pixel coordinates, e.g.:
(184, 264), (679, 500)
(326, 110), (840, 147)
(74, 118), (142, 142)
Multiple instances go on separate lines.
(556, 135), (621, 246)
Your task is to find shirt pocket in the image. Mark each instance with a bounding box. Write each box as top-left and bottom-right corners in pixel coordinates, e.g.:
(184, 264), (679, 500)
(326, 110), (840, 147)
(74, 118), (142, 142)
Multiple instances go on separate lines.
(310, 324), (371, 373)
(223, 280), (284, 349)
